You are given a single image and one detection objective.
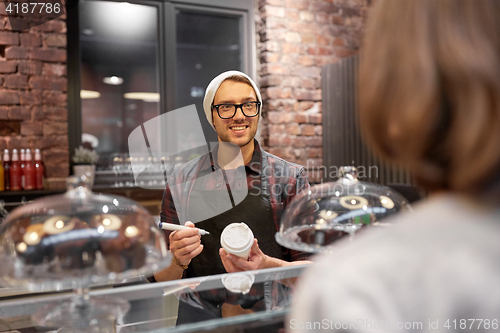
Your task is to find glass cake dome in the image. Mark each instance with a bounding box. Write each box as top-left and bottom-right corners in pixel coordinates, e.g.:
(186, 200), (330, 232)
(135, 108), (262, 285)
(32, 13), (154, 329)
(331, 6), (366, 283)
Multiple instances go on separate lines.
(0, 175), (170, 290)
(275, 167), (412, 253)
(0, 175), (171, 329)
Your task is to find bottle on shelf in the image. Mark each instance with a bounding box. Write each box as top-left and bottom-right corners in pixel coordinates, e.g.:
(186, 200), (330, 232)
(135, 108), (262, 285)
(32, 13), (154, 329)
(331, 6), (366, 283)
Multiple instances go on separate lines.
(0, 153), (4, 192)
(3, 150), (10, 191)
(24, 149), (35, 191)
(35, 149), (44, 190)
(10, 149), (22, 191)
(20, 148), (26, 190)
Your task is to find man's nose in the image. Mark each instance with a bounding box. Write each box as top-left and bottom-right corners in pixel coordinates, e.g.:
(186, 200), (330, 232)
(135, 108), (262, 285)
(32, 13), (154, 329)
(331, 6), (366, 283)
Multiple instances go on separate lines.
(233, 106), (246, 120)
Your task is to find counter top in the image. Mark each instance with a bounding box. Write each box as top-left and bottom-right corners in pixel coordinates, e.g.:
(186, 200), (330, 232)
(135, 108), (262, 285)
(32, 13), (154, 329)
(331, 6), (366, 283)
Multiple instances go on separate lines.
(0, 264), (311, 332)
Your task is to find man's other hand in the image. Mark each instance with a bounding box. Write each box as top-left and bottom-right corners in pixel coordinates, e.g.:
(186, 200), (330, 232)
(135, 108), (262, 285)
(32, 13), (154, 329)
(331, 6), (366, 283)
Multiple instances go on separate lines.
(219, 239), (266, 273)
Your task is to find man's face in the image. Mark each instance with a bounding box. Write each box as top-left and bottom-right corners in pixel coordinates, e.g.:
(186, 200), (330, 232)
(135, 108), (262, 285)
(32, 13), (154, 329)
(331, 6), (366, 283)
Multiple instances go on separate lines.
(212, 80), (259, 148)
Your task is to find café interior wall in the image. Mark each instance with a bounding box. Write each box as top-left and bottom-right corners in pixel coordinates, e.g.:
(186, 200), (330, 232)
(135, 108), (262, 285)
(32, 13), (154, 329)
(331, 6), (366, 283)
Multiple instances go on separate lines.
(0, 3), (68, 190)
(256, 0), (369, 183)
(0, 0), (369, 190)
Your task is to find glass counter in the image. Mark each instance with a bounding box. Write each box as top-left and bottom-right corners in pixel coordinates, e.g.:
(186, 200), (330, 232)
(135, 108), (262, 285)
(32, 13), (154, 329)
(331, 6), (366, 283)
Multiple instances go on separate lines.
(0, 264), (310, 332)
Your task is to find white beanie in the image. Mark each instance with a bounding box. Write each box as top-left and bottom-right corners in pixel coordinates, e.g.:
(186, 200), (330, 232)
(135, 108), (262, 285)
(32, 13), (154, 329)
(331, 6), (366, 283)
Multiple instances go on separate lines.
(203, 70), (262, 130)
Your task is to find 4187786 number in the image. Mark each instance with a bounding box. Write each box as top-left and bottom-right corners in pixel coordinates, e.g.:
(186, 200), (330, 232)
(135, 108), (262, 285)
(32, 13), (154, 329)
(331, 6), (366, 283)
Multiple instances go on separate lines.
(6, 2), (61, 14)
(444, 319), (498, 330)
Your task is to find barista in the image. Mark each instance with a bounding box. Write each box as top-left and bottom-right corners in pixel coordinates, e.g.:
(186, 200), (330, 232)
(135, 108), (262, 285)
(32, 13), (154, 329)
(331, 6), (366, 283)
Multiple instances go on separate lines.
(153, 71), (312, 283)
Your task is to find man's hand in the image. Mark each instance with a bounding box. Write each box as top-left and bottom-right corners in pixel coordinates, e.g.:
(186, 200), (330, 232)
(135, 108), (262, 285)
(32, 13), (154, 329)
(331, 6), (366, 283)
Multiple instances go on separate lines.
(169, 221), (204, 266)
(219, 239), (266, 273)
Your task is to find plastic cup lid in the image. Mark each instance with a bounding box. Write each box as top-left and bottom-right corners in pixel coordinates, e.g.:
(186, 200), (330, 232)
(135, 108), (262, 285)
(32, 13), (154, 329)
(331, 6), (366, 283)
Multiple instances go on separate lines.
(222, 273), (255, 294)
(221, 222), (253, 251)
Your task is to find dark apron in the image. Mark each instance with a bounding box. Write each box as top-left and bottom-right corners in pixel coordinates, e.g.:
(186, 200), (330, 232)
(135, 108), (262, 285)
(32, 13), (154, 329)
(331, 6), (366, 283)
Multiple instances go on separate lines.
(176, 166), (283, 325)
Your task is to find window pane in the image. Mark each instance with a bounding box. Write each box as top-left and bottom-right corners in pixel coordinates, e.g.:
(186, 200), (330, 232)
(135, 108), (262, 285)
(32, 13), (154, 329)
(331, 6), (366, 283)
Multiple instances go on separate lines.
(79, 1), (160, 165)
(176, 10), (243, 141)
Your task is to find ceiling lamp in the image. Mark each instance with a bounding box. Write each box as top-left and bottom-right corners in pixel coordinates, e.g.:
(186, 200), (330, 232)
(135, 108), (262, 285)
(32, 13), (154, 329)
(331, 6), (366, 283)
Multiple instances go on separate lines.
(123, 92), (160, 102)
(103, 76), (124, 85)
(81, 90), (101, 99)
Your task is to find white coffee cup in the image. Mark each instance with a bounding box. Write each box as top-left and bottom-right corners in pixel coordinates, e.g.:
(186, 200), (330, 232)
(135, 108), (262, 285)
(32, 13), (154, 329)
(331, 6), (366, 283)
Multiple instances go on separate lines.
(220, 222), (254, 260)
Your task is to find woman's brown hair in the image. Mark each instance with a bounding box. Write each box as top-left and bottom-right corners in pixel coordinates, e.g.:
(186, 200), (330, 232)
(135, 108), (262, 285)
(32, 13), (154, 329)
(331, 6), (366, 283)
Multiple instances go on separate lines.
(360, 0), (500, 195)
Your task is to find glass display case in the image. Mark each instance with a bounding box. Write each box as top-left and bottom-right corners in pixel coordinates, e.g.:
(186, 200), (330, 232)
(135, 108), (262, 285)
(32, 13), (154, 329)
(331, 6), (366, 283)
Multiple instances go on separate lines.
(0, 264), (310, 332)
(0, 176), (171, 331)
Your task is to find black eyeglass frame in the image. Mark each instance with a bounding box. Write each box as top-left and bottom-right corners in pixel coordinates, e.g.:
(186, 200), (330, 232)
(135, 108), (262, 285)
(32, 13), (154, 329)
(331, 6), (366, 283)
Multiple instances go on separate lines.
(212, 101), (261, 119)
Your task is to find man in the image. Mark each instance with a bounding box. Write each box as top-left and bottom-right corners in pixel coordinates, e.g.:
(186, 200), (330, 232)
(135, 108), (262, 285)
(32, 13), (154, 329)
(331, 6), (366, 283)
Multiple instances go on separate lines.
(154, 70), (311, 283)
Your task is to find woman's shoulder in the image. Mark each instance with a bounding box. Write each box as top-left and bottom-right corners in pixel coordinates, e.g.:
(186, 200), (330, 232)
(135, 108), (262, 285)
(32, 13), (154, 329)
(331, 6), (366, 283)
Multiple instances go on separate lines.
(294, 195), (500, 325)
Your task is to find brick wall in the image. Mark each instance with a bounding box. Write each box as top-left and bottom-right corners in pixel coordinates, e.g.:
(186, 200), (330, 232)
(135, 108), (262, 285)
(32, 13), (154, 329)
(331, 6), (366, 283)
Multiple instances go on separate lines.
(257, 0), (369, 183)
(0, 0), (368, 190)
(0, 3), (68, 190)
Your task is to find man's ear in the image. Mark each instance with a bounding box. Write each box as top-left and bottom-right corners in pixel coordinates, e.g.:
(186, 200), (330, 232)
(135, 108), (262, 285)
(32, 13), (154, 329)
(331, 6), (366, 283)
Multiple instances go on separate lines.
(211, 110), (216, 131)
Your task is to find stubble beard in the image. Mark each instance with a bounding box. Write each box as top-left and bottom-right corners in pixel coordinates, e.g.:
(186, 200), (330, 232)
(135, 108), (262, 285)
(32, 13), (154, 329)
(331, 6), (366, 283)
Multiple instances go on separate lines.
(217, 126), (256, 148)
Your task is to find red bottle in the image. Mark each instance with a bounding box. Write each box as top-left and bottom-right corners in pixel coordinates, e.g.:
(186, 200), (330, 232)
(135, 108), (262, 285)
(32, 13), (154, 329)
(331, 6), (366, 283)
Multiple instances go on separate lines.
(3, 149), (10, 191)
(20, 148), (25, 190)
(24, 149), (35, 190)
(35, 149), (44, 190)
(10, 149), (22, 191)
(0, 153), (4, 192)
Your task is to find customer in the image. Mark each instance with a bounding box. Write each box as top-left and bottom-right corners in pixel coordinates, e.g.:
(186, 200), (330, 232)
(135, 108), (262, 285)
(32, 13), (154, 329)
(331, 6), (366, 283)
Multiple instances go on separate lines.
(288, 0), (500, 331)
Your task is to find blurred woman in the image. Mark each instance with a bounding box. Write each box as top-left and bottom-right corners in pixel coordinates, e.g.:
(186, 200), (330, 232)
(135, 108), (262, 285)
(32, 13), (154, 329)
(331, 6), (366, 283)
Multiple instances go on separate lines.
(288, 0), (500, 331)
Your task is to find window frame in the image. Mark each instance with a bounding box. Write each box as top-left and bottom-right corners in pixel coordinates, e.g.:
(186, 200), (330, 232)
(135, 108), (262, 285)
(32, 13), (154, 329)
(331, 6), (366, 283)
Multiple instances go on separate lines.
(66, 0), (255, 165)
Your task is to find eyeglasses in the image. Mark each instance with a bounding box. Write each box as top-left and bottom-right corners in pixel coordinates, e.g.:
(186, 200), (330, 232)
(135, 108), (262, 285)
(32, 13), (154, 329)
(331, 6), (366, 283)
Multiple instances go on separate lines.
(212, 101), (261, 119)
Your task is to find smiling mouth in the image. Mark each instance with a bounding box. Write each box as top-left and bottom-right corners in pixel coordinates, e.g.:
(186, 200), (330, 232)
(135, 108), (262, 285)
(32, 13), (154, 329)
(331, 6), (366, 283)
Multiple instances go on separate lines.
(230, 125), (249, 131)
